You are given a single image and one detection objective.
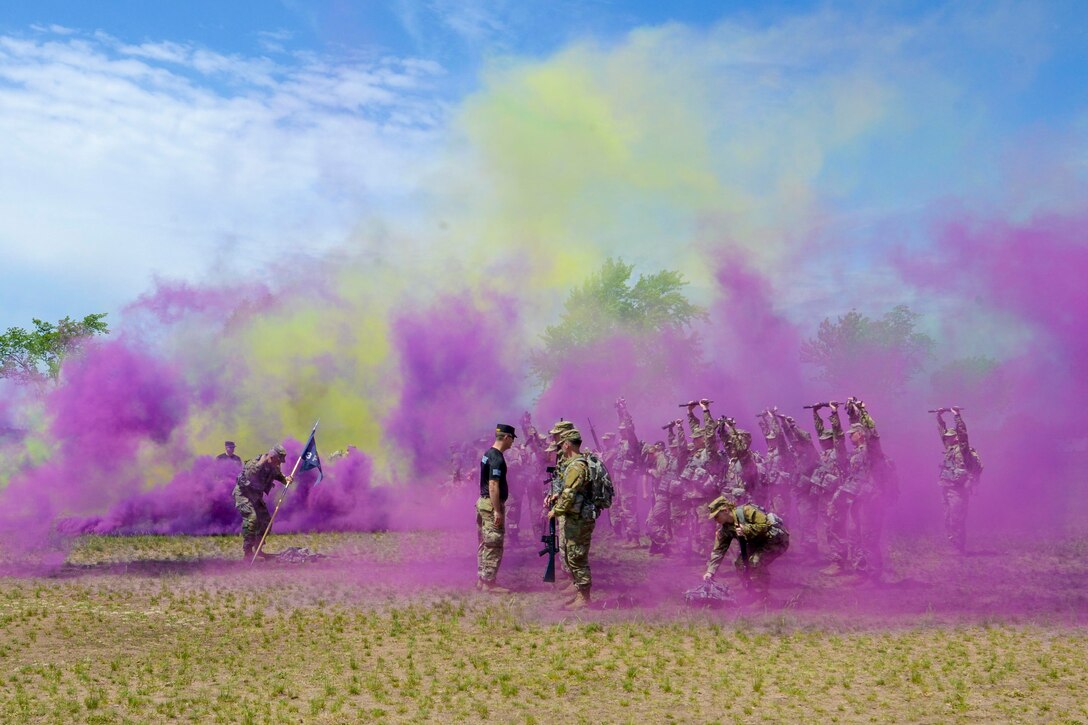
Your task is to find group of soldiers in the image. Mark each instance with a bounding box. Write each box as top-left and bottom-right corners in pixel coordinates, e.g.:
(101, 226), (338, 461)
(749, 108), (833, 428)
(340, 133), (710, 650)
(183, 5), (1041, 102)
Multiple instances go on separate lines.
(457, 396), (984, 604)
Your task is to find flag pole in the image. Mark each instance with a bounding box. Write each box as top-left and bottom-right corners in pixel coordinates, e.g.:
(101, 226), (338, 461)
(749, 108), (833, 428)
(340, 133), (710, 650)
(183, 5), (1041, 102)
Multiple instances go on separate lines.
(251, 421), (319, 564)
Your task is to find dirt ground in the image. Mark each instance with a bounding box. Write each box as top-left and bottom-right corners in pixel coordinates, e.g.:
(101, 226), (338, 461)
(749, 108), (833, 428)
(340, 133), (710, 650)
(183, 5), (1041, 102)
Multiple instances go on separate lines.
(0, 530), (1085, 724)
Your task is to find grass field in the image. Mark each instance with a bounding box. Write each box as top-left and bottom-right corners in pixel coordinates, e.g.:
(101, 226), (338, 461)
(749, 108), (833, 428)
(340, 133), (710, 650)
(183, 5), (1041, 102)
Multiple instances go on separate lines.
(0, 530), (1085, 724)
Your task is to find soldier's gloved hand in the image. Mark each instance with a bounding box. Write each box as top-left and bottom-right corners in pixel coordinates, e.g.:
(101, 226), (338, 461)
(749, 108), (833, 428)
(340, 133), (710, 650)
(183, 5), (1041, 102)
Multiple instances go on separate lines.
(285, 476), (294, 485)
(703, 572), (713, 582)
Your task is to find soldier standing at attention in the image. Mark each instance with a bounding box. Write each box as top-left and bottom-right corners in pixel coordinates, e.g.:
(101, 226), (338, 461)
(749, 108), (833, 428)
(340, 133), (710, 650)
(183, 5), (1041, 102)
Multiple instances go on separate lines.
(548, 427), (596, 610)
(477, 423), (516, 593)
(232, 444), (292, 560)
(216, 441), (242, 467)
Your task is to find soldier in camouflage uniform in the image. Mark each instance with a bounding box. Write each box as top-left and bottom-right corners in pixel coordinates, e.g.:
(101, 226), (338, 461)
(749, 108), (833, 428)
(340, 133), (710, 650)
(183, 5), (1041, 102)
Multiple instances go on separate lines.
(545, 420), (576, 581)
(758, 410), (795, 514)
(702, 495), (789, 602)
(676, 401), (725, 556)
(647, 419), (689, 555)
(232, 444), (293, 559)
(548, 427), (596, 610)
(935, 407), (981, 552)
(845, 398), (897, 579)
(824, 420), (868, 575)
(609, 399), (647, 547)
(720, 418), (765, 505)
(807, 404), (847, 563)
(519, 414), (549, 540)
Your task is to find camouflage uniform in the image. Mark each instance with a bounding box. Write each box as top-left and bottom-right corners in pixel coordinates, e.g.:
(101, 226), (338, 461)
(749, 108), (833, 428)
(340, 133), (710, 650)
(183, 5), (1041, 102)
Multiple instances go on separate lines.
(649, 423), (689, 553)
(552, 455), (595, 592)
(645, 445), (674, 552)
(846, 402), (897, 577)
(826, 432), (866, 569)
(232, 452), (287, 556)
(705, 499), (790, 599)
(607, 435), (642, 543)
(503, 446), (524, 545)
(937, 411), (978, 552)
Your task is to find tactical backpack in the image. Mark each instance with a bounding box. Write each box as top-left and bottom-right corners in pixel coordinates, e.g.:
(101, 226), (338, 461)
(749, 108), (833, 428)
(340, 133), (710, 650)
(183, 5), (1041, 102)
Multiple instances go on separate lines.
(581, 453), (615, 511)
(683, 579), (735, 608)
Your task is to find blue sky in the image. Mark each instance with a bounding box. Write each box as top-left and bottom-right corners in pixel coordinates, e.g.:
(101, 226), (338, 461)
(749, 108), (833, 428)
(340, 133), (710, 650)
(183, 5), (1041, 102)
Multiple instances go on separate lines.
(1, 1), (1086, 333)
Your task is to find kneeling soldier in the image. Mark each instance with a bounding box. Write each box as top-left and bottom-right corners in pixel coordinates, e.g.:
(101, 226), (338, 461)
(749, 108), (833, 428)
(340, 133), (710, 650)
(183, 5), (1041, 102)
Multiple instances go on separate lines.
(703, 495), (789, 603)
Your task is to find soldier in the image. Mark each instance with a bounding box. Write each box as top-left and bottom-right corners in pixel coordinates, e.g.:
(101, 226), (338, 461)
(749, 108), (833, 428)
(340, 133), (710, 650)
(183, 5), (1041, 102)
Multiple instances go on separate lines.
(702, 495), (789, 603)
(216, 440), (242, 467)
(935, 407), (981, 552)
(824, 421), (868, 576)
(676, 400), (724, 556)
(845, 398), (897, 579)
(232, 444), (293, 560)
(504, 444), (524, 546)
(808, 403), (847, 562)
(720, 417), (765, 505)
(645, 435), (674, 554)
(519, 415), (548, 540)
(759, 418), (792, 514)
(476, 423), (517, 593)
(649, 417), (690, 555)
(546, 420), (577, 581)
(779, 413), (820, 557)
(610, 398), (647, 547)
(548, 427), (596, 610)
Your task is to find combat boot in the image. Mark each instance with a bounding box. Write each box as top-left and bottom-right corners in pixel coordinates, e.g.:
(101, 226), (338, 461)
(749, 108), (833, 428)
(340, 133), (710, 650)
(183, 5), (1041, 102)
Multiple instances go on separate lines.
(480, 580), (511, 594)
(563, 587), (591, 610)
(820, 562), (846, 576)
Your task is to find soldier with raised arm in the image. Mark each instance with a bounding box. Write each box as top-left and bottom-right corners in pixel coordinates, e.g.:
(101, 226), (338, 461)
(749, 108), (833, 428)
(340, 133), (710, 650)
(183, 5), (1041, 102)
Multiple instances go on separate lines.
(934, 407), (982, 552)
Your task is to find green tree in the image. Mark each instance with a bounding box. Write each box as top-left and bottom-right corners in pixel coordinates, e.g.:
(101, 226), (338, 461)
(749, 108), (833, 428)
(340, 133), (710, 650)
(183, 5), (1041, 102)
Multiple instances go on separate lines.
(530, 259), (704, 385)
(800, 305), (933, 391)
(0, 314), (109, 384)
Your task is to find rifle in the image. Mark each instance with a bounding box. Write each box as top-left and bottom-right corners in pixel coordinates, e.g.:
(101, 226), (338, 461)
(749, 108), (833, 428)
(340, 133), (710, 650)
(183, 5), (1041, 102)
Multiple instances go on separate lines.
(587, 418), (603, 451)
(927, 407), (965, 413)
(802, 403), (827, 410)
(539, 516), (559, 583)
(678, 399), (714, 408)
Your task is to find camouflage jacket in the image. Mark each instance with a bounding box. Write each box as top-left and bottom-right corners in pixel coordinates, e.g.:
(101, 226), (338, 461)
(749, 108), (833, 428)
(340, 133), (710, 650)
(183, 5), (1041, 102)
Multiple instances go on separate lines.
(842, 443), (871, 496)
(237, 455), (286, 495)
(809, 448), (843, 495)
(552, 456), (594, 521)
(938, 444), (969, 486)
(705, 504), (775, 577)
(763, 447), (793, 489)
(679, 448), (720, 500)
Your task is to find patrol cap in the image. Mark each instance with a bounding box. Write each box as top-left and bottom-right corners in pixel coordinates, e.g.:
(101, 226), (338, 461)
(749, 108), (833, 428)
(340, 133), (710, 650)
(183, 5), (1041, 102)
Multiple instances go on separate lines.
(270, 444), (287, 457)
(849, 423), (869, 439)
(549, 420), (575, 436)
(942, 429), (959, 439)
(558, 428), (582, 444)
(225, 441), (235, 447)
(496, 423), (517, 439)
(707, 495), (736, 519)
(818, 430), (835, 441)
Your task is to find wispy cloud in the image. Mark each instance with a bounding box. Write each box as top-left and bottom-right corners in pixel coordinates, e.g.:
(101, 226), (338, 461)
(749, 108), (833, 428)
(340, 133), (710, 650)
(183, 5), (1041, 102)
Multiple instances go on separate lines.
(0, 27), (448, 328)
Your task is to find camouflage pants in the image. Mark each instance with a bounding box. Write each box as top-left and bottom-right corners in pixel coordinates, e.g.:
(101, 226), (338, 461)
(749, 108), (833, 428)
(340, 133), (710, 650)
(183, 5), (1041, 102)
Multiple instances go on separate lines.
(942, 485), (970, 551)
(793, 489), (821, 556)
(646, 493), (672, 547)
(555, 515), (570, 575)
(825, 488), (858, 566)
(232, 484), (270, 553)
(853, 495), (886, 576)
(611, 484), (640, 540)
(735, 527), (790, 596)
(562, 515), (596, 589)
(476, 497), (505, 583)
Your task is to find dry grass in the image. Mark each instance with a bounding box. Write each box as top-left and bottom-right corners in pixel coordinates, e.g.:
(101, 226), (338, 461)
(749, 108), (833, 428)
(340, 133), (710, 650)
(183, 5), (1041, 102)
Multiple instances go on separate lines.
(0, 531), (1085, 724)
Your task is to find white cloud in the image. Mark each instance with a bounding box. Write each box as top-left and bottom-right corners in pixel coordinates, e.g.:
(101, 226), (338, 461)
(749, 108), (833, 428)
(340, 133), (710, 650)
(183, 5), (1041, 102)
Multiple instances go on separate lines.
(0, 28), (448, 328)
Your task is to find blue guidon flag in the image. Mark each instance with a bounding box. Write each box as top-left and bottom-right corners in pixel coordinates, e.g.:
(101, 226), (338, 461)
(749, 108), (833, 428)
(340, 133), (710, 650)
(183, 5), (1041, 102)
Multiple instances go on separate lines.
(300, 423), (323, 485)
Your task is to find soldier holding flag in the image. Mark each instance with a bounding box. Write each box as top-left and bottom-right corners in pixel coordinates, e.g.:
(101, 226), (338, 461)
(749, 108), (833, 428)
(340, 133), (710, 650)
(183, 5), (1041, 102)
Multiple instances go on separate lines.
(233, 445), (293, 560)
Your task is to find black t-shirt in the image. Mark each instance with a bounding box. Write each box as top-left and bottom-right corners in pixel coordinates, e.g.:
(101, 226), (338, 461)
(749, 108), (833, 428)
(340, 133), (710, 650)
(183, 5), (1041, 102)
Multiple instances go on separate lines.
(480, 447), (509, 502)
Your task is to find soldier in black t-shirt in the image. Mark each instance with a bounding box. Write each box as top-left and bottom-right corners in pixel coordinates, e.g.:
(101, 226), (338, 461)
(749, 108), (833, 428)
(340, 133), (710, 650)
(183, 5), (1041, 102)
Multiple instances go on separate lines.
(477, 423), (516, 592)
(216, 441), (242, 468)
